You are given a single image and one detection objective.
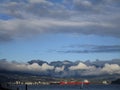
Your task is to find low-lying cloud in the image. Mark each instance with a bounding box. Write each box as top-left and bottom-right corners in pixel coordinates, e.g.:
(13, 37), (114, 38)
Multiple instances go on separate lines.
(0, 59), (54, 73)
(0, 59), (120, 77)
(101, 64), (120, 75)
(69, 62), (95, 70)
(55, 66), (65, 72)
(69, 62), (120, 76)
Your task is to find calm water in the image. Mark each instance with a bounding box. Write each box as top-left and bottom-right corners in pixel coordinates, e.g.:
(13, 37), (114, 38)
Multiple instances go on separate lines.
(10, 84), (120, 90)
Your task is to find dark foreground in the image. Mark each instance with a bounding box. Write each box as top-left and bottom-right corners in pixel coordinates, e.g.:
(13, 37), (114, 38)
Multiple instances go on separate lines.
(0, 86), (11, 90)
(3, 84), (120, 90)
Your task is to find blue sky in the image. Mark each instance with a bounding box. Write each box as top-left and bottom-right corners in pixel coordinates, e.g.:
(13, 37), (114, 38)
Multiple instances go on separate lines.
(0, 0), (120, 62)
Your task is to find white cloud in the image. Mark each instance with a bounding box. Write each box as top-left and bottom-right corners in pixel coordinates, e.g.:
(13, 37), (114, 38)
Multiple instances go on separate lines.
(41, 63), (54, 71)
(55, 66), (65, 72)
(69, 62), (88, 70)
(101, 63), (120, 74)
(29, 0), (46, 3)
(0, 60), (54, 73)
(68, 62), (120, 76)
(69, 62), (95, 70)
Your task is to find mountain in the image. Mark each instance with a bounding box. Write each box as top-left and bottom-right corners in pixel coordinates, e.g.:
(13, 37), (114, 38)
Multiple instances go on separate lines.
(0, 59), (120, 79)
(50, 60), (73, 67)
(111, 78), (120, 84)
(27, 59), (120, 68)
(28, 60), (48, 65)
(91, 59), (120, 67)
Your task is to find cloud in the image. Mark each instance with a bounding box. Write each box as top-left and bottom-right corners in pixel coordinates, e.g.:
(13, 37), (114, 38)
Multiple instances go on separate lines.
(57, 45), (120, 54)
(73, 0), (93, 11)
(29, 0), (46, 3)
(68, 62), (120, 76)
(84, 63), (120, 76)
(101, 63), (120, 75)
(0, 0), (120, 42)
(0, 32), (13, 42)
(0, 59), (54, 73)
(41, 63), (54, 71)
(68, 62), (98, 76)
(1, 59), (120, 77)
(69, 62), (90, 70)
(0, 0), (67, 19)
(0, 18), (119, 42)
(55, 66), (65, 72)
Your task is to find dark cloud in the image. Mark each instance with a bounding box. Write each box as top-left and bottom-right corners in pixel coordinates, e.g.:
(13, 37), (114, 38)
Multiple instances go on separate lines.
(0, 33), (13, 42)
(0, 18), (120, 41)
(57, 45), (120, 54)
(0, 0), (69, 19)
(0, 0), (120, 42)
(0, 0), (120, 18)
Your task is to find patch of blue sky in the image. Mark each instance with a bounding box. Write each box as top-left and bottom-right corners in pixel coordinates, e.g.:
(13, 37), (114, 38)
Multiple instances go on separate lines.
(47, 0), (63, 3)
(0, 13), (14, 20)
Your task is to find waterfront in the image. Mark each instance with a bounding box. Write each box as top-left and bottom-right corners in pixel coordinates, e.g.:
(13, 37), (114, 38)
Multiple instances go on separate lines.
(10, 84), (120, 90)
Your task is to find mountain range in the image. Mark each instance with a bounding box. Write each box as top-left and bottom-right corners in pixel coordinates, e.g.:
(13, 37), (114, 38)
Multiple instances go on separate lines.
(0, 59), (120, 80)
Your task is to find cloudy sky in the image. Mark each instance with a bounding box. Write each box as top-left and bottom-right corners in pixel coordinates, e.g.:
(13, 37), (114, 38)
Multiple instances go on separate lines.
(0, 0), (120, 62)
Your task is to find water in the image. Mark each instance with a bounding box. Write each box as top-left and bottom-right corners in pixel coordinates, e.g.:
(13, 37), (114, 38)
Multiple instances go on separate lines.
(11, 84), (120, 90)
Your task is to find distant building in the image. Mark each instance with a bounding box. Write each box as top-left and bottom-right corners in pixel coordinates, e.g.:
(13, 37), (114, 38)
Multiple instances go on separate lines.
(102, 81), (108, 84)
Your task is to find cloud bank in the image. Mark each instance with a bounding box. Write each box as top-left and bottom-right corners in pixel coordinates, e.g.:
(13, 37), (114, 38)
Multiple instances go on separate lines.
(0, 59), (120, 77)
(0, 0), (120, 42)
(0, 59), (54, 74)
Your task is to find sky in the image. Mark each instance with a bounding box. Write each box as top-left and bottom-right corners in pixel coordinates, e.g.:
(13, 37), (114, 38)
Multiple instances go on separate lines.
(0, 0), (120, 62)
